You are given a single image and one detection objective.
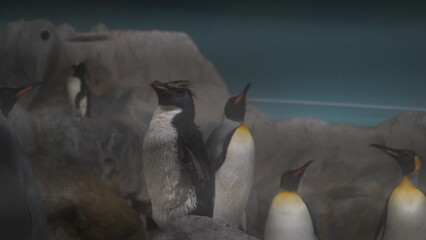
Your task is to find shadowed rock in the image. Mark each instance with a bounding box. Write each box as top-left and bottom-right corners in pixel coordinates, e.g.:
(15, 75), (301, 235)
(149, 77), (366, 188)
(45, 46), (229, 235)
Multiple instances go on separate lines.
(153, 216), (259, 240)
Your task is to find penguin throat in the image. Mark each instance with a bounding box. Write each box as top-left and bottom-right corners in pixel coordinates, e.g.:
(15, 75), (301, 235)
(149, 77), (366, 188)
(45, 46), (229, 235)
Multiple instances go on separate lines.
(398, 175), (415, 190)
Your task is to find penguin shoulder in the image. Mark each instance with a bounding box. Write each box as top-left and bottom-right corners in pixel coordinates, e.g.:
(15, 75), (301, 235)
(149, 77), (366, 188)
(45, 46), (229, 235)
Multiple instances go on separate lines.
(390, 176), (426, 206)
(271, 191), (308, 212)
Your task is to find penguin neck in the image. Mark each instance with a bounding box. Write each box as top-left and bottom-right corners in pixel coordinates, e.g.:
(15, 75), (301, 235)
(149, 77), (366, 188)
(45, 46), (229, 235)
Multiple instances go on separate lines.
(278, 189), (299, 195)
(397, 175), (417, 190)
(275, 190), (301, 201)
(176, 102), (195, 120)
(222, 114), (245, 126)
(409, 170), (420, 186)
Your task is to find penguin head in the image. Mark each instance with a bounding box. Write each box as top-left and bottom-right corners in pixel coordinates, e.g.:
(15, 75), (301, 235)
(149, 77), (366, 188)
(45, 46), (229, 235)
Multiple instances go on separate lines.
(0, 81), (43, 118)
(224, 83), (250, 122)
(370, 144), (422, 174)
(72, 62), (87, 79)
(150, 80), (195, 114)
(279, 160), (313, 192)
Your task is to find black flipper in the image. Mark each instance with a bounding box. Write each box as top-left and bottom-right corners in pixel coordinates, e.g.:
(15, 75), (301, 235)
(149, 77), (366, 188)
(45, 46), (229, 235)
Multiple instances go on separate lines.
(305, 200), (319, 239)
(374, 198), (388, 240)
(205, 119), (239, 173)
(75, 90), (85, 108)
(173, 113), (215, 217)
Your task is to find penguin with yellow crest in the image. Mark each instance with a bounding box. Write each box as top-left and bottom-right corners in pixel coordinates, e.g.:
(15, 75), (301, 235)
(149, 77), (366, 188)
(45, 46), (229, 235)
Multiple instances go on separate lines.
(264, 161), (317, 240)
(370, 144), (426, 240)
(205, 83), (255, 230)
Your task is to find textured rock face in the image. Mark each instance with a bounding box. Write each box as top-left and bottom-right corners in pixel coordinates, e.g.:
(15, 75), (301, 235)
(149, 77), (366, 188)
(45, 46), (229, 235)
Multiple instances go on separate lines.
(246, 112), (426, 240)
(1, 19), (426, 240)
(153, 215), (259, 240)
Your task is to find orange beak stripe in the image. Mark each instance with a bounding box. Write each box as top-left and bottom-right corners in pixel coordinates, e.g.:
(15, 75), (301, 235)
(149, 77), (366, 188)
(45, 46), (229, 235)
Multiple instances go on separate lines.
(16, 87), (34, 98)
(235, 94), (246, 104)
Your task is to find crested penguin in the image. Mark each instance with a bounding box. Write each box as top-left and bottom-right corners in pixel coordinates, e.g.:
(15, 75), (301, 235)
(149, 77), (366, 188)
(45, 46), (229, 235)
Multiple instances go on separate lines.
(0, 82), (49, 240)
(67, 62), (91, 118)
(205, 83), (255, 229)
(370, 144), (426, 240)
(264, 161), (317, 240)
(143, 80), (214, 228)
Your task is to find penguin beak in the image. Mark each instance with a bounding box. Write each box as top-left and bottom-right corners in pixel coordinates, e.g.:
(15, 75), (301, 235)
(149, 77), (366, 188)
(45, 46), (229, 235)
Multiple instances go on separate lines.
(150, 80), (168, 92)
(234, 83), (251, 104)
(16, 81), (43, 98)
(293, 160), (313, 177)
(370, 144), (401, 159)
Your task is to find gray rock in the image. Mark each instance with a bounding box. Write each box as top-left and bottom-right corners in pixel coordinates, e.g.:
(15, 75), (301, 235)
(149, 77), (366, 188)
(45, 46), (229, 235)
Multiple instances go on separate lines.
(2, 19), (426, 240)
(153, 216), (258, 240)
(246, 112), (426, 240)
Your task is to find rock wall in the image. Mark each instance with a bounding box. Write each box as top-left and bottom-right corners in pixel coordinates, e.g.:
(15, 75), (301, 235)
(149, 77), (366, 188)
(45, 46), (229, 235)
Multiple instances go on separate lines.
(1, 19), (426, 240)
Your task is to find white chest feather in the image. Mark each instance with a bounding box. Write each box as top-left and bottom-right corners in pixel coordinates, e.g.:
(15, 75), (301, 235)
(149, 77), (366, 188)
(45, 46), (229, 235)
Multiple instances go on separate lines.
(381, 179), (426, 240)
(142, 106), (197, 228)
(214, 125), (255, 228)
(67, 76), (87, 117)
(264, 192), (316, 240)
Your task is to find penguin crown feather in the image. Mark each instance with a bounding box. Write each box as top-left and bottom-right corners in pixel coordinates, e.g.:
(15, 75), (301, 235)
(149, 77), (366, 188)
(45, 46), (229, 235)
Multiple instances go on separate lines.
(150, 80), (194, 96)
(166, 80), (191, 90)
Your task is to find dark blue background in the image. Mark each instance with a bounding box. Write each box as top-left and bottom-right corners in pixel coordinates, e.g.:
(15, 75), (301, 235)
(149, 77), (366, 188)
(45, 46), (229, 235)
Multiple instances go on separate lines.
(2, 1), (426, 125)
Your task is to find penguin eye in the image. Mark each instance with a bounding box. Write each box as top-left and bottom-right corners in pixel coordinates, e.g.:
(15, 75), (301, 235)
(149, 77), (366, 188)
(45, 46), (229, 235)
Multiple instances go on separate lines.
(40, 30), (50, 41)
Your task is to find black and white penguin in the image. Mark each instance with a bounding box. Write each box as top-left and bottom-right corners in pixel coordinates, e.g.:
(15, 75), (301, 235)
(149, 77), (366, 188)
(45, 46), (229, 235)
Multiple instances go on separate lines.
(143, 80), (214, 228)
(67, 62), (91, 118)
(0, 82), (49, 240)
(205, 83), (255, 229)
(264, 161), (317, 240)
(370, 144), (426, 240)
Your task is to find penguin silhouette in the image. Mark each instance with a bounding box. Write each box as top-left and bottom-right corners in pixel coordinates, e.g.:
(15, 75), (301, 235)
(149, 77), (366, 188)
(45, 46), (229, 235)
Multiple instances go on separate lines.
(143, 80), (214, 228)
(205, 83), (255, 230)
(371, 144), (426, 240)
(264, 161), (317, 240)
(0, 81), (49, 240)
(67, 62), (91, 118)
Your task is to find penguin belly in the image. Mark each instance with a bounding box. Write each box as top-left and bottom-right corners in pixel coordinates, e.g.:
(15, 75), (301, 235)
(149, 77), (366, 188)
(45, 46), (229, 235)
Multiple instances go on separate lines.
(143, 107), (197, 228)
(264, 192), (316, 240)
(67, 76), (86, 117)
(381, 179), (426, 240)
(213, 125), (255, 228)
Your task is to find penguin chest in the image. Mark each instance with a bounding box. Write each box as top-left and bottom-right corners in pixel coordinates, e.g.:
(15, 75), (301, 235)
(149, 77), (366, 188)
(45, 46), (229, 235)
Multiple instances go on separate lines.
(214, 125), (255, 227)
(67, 77), (87, 117)
(142, 107), (197, 227)
(384, 184), (426, 240)
(265, 192), (316, 240)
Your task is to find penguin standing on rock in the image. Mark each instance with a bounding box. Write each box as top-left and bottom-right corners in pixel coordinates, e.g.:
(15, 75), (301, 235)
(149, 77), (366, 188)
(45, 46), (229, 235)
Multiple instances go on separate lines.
(0, 82), (49, 240)
(264, 161), (317, 240)
(370, 144), (426, 240)
(67, 62), (91, 118)
(143, 80), (214, 228)
(205, 83), (255, 229)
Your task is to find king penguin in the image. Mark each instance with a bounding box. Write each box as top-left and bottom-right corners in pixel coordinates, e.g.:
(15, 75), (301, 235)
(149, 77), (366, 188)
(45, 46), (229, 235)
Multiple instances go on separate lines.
(143, 80), (214, 228)
(370, 144), (426, 240)
(205, 83), (255, 230)
(67, 62), (91, 118)
(264, 161), (317, 240)
(0, 81), (49, 240)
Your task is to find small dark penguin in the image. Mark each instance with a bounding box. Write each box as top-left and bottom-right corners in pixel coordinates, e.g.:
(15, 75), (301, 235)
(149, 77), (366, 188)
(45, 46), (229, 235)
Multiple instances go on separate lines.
(264, 161), (317, 240)
(0, 81), (49, 240)
(67, 62), (91, 118)
(370, 144), (426, 240)
(143, 80), (214, 228)
(205, 83), (255, 229)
